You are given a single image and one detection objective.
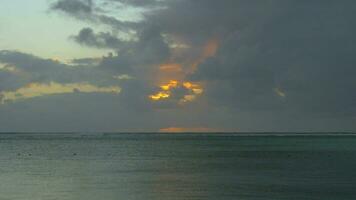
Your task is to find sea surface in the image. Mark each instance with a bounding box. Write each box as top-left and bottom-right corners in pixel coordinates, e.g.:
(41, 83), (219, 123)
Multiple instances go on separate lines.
(0, 133), (355, 200)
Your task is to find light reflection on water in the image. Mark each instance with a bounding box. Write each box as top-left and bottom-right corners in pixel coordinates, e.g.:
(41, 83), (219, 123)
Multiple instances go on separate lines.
(0, 133), (355, 200)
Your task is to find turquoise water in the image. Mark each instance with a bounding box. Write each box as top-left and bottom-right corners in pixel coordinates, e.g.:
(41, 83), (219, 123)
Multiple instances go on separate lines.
(0, 133), (355, 200)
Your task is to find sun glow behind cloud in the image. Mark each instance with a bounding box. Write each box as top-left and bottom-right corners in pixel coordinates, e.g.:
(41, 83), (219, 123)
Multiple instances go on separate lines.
(159, 127), (221, 133)
(160, 80), (178, 90)
(0, 82), (121, 104)
(149, 80), (204, 103)
(149, 38), (219, 104)
(149, 80), (179, 100)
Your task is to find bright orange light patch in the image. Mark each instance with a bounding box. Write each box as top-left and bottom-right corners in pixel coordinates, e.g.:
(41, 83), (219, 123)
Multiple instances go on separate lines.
(183, 82), (203, 95)
(160, 80), (178, 91)
(149, 80), (204, 103)
(182, 82), (194, 89)
(149, 92), (170, 100)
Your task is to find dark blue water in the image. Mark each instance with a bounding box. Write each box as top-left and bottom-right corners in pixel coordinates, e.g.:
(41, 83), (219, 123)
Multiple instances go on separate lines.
(0, 133), (355, 200)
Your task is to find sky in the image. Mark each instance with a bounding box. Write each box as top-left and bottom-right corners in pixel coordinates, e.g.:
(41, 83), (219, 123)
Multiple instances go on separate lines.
(0, 0), (355, 132)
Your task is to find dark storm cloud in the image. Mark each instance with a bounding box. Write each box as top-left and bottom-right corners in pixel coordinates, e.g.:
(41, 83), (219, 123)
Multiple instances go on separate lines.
(190, 1), (356, 117)
(50, 0), (356, 118)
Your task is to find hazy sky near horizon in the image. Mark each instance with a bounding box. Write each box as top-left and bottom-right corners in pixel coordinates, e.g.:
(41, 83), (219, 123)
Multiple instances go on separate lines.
(0, 0), (356, 132)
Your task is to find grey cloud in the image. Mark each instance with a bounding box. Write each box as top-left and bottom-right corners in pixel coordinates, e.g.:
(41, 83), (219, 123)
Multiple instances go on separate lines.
(51, 0), (137, 31)
(99, 53), (133, 74)
(0, 70), (26, 91)
(133, 25), (170, 64)
(95, 25), (170, 75)
(1, 92), (355, 132)
(0, 50), (119, 89)
(70, 57), (101, 65)
(71, 27), (124, 49)
(0, 93), (146, 132)
(0, 50), (164, 132)
(0, 91), (198, 132)
(106, 0), (164, 8)
(0, 50), (58, 72)
(106, 0), (162, 7)
(51, 0), (93, 19)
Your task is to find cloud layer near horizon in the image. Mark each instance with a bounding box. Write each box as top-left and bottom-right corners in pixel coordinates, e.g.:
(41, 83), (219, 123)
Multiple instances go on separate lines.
(1, 0), (356, 132)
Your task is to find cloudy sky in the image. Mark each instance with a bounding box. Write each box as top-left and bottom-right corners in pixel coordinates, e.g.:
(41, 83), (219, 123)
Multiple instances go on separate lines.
(0, 0), (355, 132)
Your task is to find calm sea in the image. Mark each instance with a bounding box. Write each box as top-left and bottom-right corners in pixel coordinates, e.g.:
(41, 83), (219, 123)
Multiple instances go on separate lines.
(0, 133), (355, 200)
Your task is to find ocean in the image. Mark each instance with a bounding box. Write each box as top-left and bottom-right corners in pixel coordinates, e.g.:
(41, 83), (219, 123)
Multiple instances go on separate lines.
(0, 133), (355, 200)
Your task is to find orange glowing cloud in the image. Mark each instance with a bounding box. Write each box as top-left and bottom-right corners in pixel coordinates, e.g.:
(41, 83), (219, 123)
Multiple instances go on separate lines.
(149, 91), (170, 100)
(159, 63), (182, 73)
(155, 63), (184, 84)
(183, 82), (203, 94)
(190, 38), (219, 73)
